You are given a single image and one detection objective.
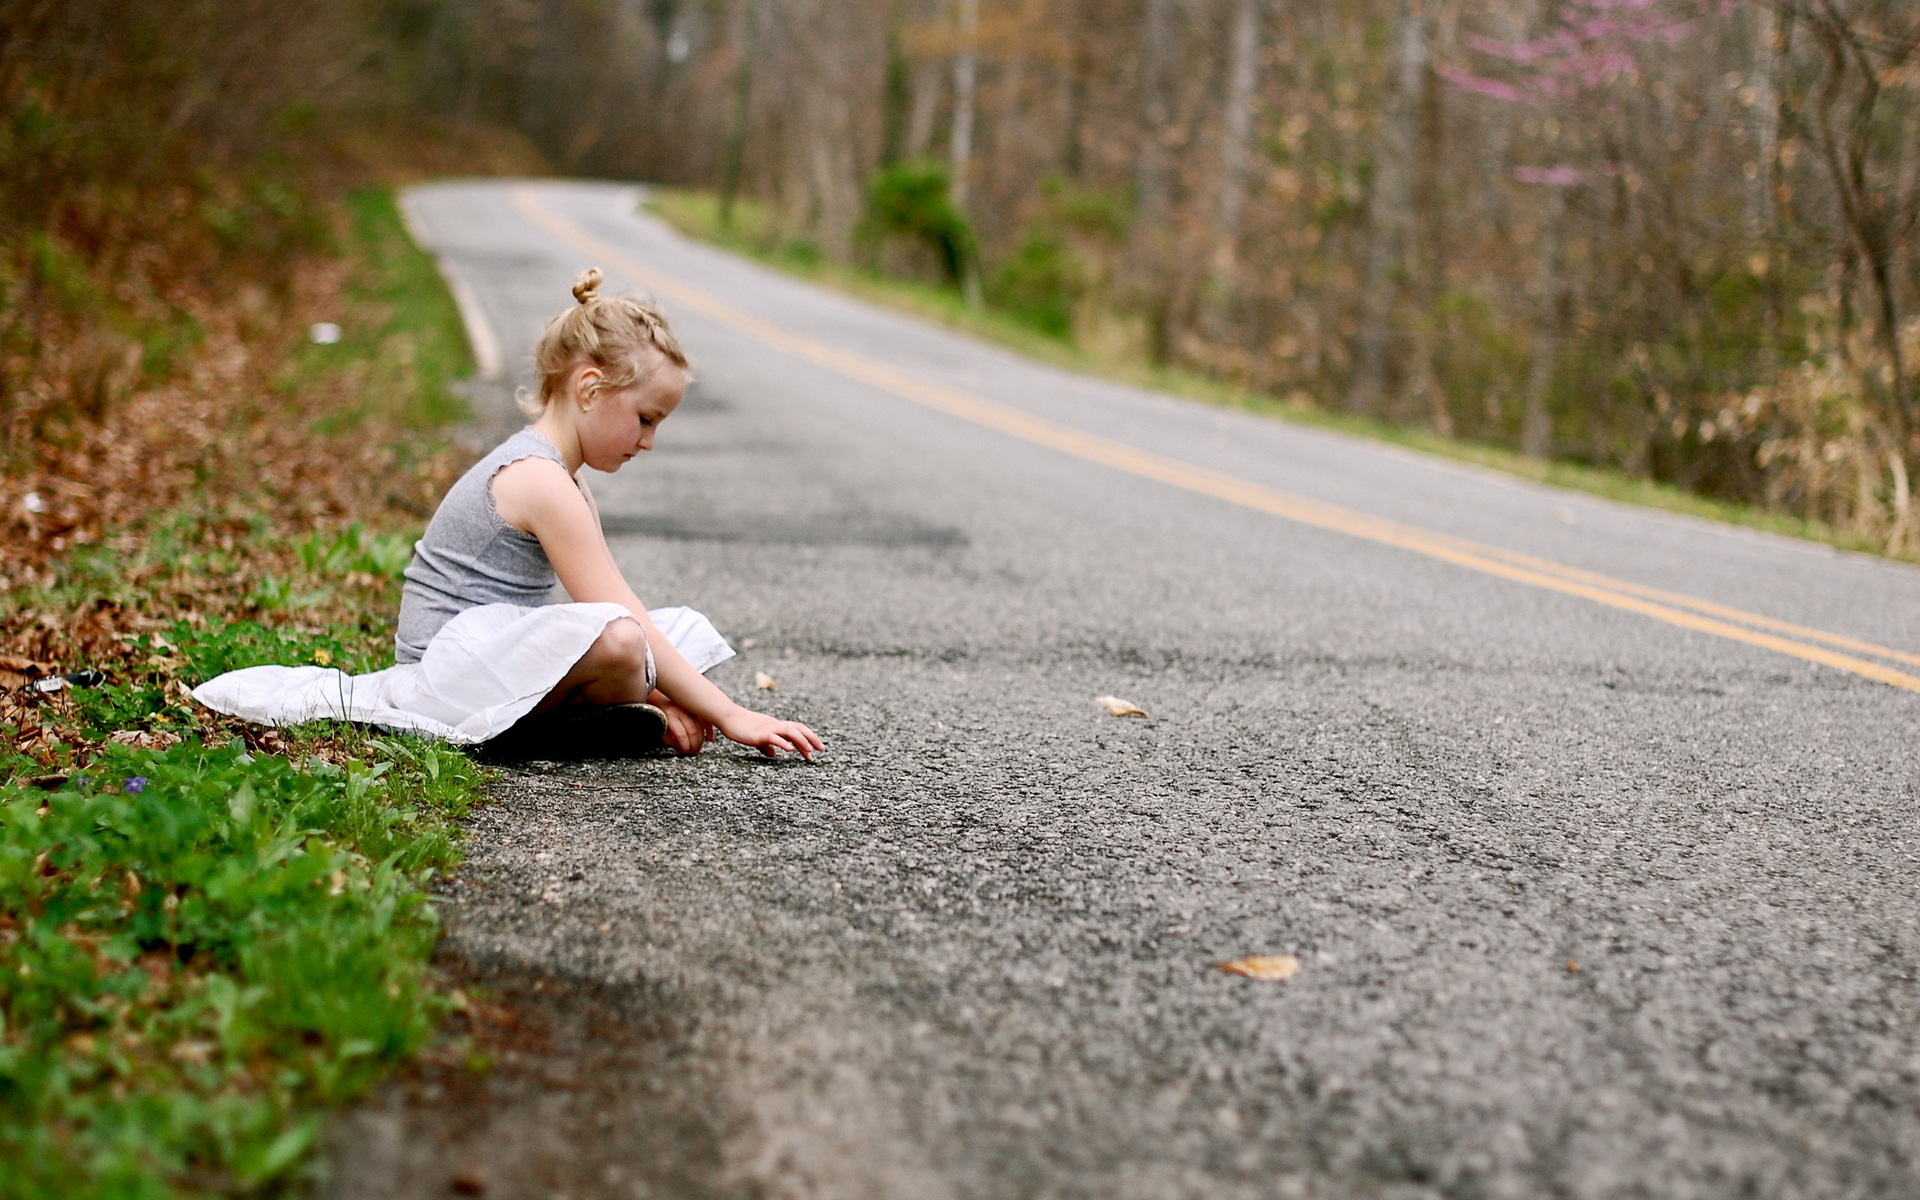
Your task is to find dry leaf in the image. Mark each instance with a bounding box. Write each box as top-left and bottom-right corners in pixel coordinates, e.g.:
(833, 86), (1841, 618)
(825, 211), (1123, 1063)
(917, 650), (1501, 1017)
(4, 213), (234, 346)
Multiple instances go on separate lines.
(109, 729), (182, 751)
(1096, 695), (1148, 717)
(1218, 954), (1301, 981)
(754, 672), (778, 691)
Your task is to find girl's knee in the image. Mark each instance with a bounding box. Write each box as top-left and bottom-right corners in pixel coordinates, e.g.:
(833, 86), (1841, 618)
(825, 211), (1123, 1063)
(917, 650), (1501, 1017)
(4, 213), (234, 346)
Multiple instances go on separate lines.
(595, 617), (651, 675)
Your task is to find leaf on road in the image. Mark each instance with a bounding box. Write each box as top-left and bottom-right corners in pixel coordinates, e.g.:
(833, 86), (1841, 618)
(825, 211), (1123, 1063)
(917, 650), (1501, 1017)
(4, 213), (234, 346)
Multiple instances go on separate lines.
(451, 1167), (490, 1197)
(754, 671), (778, 690)
(1096, 695), (1147, 717)
(1218, 954), (1301, 981)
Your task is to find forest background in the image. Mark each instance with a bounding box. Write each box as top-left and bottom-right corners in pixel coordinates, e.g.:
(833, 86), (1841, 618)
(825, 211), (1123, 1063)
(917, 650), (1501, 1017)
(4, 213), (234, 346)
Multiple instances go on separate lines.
(5, 0), (1920, 558)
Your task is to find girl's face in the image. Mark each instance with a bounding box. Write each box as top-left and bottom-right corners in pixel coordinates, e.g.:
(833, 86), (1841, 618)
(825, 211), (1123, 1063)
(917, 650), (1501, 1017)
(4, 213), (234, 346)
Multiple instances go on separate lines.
(573, 356), (687, 473)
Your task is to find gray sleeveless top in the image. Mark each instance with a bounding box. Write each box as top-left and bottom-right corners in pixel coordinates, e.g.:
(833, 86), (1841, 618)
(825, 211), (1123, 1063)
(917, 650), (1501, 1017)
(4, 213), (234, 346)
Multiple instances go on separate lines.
(394, 428), (570, 663)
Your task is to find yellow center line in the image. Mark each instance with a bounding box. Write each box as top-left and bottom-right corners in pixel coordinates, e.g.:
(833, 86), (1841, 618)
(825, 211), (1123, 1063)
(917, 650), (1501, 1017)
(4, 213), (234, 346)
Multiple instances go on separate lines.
(510, 187), (1920, 695)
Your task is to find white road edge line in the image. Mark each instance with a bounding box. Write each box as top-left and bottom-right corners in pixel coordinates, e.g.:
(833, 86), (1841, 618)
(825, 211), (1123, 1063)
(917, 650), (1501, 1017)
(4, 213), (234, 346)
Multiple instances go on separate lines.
(399, 190), (503, 381)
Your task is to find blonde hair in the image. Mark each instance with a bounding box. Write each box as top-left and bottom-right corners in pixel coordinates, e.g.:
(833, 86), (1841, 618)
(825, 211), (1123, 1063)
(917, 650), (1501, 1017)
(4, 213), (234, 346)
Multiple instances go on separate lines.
(520, 268), (689, 417)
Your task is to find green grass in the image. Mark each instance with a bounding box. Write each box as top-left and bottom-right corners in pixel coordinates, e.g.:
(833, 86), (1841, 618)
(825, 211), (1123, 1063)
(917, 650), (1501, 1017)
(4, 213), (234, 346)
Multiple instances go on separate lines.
(288, 188), (473, 434)
(0, 733), (485, 1199)
(1, 184), (492, 1195)
(647, 188), (1889, 564)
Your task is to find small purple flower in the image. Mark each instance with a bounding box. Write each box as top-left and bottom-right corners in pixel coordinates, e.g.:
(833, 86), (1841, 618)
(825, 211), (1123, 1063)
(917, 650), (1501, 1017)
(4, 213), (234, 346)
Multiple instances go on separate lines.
(124, 777), (148, 794)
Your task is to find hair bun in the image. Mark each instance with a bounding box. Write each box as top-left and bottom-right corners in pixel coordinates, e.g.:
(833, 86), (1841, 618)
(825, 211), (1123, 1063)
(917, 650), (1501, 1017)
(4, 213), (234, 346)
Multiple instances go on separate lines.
(571, 267), (604, 306)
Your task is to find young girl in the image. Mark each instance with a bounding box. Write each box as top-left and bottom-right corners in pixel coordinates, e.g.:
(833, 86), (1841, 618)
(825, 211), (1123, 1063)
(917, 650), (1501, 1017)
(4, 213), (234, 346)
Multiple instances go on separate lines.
(195, 270), (823, 761)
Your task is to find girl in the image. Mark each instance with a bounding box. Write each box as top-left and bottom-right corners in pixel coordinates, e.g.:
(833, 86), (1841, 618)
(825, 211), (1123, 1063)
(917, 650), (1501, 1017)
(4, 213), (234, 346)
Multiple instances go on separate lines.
(196, 270), (823, 761)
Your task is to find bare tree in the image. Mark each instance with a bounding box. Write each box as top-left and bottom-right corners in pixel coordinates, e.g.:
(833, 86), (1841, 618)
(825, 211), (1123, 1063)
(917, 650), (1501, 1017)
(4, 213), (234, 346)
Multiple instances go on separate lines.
(1134, 0), (1179, 237)
(1205, 0), (1263, 337)
(950, 0), (981, 208)
(719, 0), (761, 227)
(1521, 186), (1568, 458)
(1776, 0), (1919, 441)
(1347, 0), (1431, 416)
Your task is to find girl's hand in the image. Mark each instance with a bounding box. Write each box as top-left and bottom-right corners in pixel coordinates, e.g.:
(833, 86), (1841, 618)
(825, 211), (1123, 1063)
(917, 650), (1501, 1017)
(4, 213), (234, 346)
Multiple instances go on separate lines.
(717, 708), (826, 761)
(649, 691), (714, 756)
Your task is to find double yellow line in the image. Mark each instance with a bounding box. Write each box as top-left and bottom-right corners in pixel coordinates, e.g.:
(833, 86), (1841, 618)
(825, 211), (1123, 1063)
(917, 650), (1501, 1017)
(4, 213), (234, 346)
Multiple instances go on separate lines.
(510, 187), (1920, 695)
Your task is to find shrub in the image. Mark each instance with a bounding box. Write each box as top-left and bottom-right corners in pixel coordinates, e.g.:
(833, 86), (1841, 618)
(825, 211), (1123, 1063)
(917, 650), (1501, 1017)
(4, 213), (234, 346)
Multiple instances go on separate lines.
(986, 177), (1130, 343)
(857, 160), (977, 289)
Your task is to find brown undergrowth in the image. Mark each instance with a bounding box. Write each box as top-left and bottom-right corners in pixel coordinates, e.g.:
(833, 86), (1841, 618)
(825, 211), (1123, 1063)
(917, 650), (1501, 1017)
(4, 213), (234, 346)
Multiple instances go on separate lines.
(0, 186), (477, 770)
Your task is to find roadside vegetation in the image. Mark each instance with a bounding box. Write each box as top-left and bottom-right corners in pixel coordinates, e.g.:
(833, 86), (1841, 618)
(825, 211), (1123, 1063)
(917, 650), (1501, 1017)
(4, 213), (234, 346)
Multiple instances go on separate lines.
(0, 184), (499, 1196)
(1, 6), (555, 1189)
(651, 186), (1890, 561)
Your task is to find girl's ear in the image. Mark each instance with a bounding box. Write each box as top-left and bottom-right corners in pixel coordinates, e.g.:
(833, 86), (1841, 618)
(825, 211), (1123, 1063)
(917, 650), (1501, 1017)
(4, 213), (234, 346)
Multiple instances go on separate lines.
(572, 364), (603, 407)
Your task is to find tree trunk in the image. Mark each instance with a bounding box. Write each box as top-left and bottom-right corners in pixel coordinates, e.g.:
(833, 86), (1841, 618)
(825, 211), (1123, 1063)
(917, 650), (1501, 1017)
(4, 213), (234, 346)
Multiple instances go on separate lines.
(1134, 0), (1177, 236)
(947, 0), (983, 305)
(949, 0), (979, 210)
(1745, 0), (1779, 237)
(1131, 0), (1180, 361)
(1346, 0), (1429, 416)
(906, 58), (942, 158)
(1060, 0), (1091, 178)
(718, 0), (759, 228)
(1204, 0), (1261, 337)
(1522, 188), (1568, 460)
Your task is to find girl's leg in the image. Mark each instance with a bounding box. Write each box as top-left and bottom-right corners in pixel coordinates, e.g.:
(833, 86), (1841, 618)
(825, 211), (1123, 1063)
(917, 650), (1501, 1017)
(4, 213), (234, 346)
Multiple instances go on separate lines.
(529, 617), (653, 715)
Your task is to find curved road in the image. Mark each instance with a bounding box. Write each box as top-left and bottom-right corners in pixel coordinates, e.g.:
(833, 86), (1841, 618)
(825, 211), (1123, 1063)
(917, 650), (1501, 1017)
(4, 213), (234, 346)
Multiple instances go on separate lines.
(329, 180), (1920, 1200)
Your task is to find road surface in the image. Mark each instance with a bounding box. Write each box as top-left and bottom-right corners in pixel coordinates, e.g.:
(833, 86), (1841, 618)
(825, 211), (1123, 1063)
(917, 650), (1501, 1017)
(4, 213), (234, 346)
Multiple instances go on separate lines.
(326, 180), (1920, 1200)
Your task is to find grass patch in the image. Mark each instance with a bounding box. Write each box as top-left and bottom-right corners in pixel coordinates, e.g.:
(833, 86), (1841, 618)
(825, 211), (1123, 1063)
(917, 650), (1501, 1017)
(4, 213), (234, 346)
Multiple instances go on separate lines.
(0, 733), (484, 1199)
(647, 188), (1886, 563)
(289, 190), (474, 435)
(1, 184), (491, 1195)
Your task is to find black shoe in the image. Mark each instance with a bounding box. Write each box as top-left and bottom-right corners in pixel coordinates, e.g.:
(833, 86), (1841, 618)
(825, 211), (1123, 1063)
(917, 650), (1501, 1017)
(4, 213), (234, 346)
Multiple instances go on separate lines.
(572, 701), (670, 758)
(480, 702), (669, 762)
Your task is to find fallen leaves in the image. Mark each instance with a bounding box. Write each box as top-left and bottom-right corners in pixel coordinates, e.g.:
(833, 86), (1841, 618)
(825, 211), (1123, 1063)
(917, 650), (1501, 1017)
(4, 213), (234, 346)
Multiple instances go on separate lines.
(1218, 954), (1302, 981)
(754, 671), (778, 690)
(1096, 694), (1148, 717)
(0, 654), (56, 670)
(109, 730), (183, 751)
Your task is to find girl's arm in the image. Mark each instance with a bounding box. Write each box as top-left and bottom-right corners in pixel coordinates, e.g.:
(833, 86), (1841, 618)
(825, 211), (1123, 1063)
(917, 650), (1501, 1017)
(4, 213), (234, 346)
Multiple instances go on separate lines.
(492, 458), (823, 759)
(573, 479), (712, 752)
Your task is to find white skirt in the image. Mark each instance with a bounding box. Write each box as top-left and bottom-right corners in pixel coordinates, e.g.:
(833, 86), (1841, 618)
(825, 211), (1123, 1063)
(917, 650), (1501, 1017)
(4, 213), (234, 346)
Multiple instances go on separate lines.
(191, 603), (734, 744)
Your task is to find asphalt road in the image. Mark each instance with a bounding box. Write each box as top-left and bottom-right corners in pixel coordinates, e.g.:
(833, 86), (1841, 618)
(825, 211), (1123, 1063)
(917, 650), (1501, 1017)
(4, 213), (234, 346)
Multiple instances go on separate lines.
(327, 180), (1920, 1200)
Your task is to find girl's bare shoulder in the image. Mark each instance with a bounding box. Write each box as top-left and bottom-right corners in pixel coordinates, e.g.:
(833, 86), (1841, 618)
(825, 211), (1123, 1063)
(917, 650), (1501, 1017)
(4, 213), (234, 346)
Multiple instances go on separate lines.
(490, 455), (585, 531)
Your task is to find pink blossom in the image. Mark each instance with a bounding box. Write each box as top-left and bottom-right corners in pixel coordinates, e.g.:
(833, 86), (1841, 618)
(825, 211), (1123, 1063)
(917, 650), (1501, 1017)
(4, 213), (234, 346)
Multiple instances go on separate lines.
(1513, 166), (1589, 186)
(1438, 64), (1538, 105)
